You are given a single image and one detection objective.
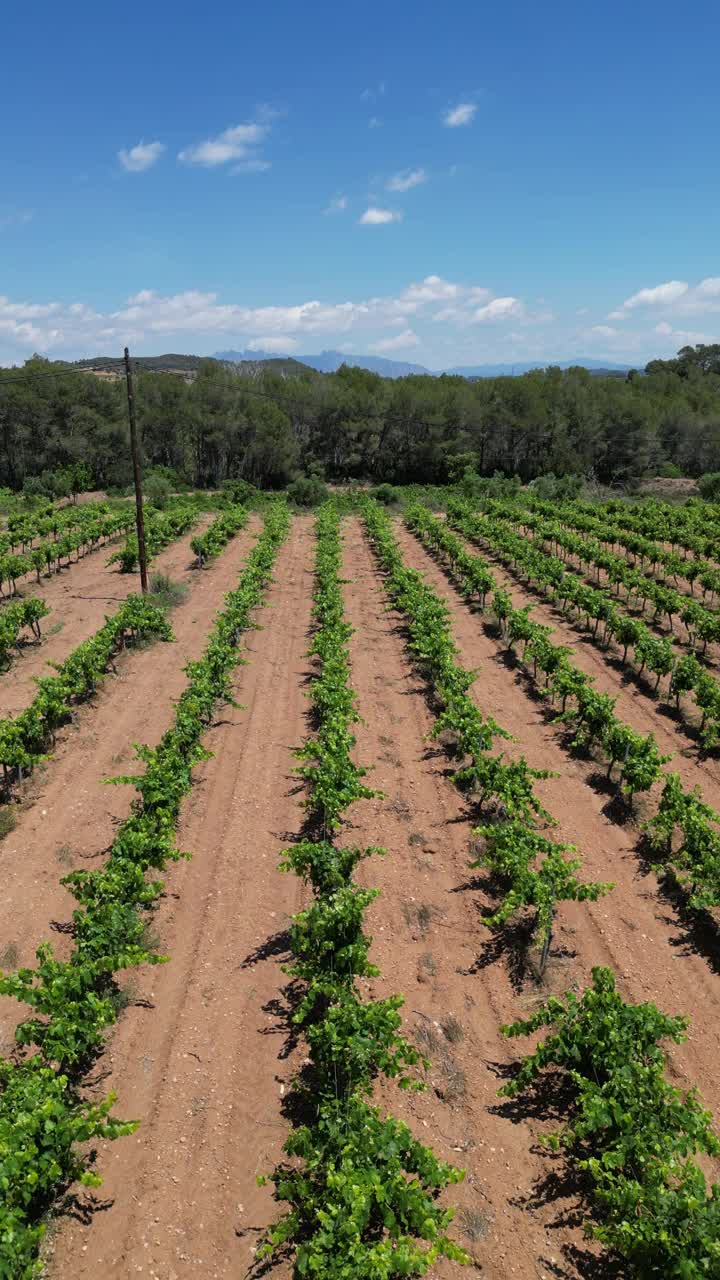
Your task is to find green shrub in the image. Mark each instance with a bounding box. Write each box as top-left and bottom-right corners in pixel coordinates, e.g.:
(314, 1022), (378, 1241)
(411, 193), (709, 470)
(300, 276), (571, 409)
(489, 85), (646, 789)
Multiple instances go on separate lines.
(287, 475), (330, 507)
(221, 478), (259, 506)
(528, 472), (583, 501)
(369, 483), (399, 506)
(698, 472), (720, 501)
(143, 473), (173, 510)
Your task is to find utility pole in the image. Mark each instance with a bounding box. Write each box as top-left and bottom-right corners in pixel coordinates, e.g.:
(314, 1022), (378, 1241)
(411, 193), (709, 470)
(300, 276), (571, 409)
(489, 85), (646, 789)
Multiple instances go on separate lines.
(123, 347), (149, 593)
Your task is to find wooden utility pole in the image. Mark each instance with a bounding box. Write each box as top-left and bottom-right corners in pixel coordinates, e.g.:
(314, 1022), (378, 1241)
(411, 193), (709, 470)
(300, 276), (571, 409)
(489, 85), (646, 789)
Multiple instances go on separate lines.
(123, 347), (149, 593)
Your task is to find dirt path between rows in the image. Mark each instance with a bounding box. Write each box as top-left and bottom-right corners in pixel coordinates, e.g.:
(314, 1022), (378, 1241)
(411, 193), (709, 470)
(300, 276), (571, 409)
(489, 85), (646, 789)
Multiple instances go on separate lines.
(0, 518), (261, 1039)
(47, 516), (316, 1280)
(340, 520), (561, 1278)
(0, 517), (214, 718)
(391, 523), (720, 1219)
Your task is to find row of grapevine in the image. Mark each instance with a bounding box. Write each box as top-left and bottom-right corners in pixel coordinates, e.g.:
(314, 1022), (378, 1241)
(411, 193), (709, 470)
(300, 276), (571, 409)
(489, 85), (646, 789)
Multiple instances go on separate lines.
(0, 500), (120, 556)
(524, 493), (720, 601)
(0, 504), (290, 1275)
(407, 503), (720, 918)
(260, 502), (469, 1274)
(505, 501), (720, 648)
(363, 500), (610, 973)
(407, 502), (669, 804)
(364, 504), (720, 1273)
(190, 504), (248, 568)
(108, 503), (199, 573)
(0, 506), (135, 596)
(0, 598), (50, 670)
(570, 494), (720, 563)
(645, 772), (720, 908)
(0, 594), (173, 796)
(502, 968), (720, 1275)
(450, 500), (720, 750)
(0, 507), (250, 797)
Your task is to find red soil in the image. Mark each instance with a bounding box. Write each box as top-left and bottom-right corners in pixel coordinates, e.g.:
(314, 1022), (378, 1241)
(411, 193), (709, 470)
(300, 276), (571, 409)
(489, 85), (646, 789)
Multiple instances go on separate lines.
(0, 518), (261, 1046)
(394, 520), (720, 1115)
(1, 513), (718, 1280)
(46, 517), (316, 1279)
(0, 517), (214, 718)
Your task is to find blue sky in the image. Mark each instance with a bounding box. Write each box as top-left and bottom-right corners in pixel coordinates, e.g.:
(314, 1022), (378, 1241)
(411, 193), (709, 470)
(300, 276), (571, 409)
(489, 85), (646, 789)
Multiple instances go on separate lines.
(1, 0), (719, 368)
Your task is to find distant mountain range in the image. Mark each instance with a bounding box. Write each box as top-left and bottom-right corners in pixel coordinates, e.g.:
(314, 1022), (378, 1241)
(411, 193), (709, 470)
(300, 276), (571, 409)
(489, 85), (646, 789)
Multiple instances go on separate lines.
(445, 359), (632, 378)
(70, 349), (634, 382)
(214, 348), (431, 378)
(214, 348), (633, 379)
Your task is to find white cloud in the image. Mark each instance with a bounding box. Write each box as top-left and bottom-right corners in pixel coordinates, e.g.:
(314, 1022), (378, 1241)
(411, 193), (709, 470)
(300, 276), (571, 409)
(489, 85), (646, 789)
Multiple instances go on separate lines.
(247, 336), (298, 353)
(178, 122), (269, 168)
(432, 306), (462, 323)
(118, 141), (165, 173)
(324, 195), (348, 215)
(386, 168), (427, 192)
(230, 158), (271, 174)
(651, 320), (714, 346)
(368, 116), (382, 129)
(359, 207), (402, 225)
(473, 297), (523, 323)
(0, 275), (536, 366)
(591, 325), (618, 338)
(401, 275), (463, 304)
(609, 276), (720, 323)
(619, 280), (689, 311)
(369, 329), (420, 353)
(443, 102), (477, 127)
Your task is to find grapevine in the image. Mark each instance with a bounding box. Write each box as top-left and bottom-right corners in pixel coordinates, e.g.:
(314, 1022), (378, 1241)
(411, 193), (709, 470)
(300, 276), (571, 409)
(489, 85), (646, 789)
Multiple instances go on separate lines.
(448, 498), (720, 751)
(0, 594), (173, 797)
(0, 503), (290, 1275)
(407, 502), (669, 805)
(108, 502), (198, 573)
(0, 502), (135, 595)
(363, 500), (609, 974)
(502, 967), (720, 1277)
(260, 502), (469, 1275)
(0, 597), (51, 670)
(189, 504), (247, 567)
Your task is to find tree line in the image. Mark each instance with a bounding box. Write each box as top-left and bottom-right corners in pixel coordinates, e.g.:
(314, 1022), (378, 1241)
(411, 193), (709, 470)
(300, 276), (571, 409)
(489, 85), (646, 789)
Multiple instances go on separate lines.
(1, 344), (719, 493)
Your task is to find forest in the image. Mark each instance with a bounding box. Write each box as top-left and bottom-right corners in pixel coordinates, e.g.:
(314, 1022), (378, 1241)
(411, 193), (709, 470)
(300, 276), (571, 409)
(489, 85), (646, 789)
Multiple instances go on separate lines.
(0, 342), (719, 493)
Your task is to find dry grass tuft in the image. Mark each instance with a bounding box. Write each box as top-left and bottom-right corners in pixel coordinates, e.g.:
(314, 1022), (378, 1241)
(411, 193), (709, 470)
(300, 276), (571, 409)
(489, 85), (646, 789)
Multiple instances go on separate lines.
(441, 1014), (464, 1044)
(403, 901), (435, 934)
(0, 941), (19, 969)
(416, 951), (437, 983)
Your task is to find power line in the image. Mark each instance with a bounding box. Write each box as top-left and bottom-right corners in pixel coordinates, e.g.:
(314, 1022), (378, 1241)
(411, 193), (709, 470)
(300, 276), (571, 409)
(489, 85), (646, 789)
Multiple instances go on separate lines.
(0, 366), (103, 386)
(0, 361), (392, 418)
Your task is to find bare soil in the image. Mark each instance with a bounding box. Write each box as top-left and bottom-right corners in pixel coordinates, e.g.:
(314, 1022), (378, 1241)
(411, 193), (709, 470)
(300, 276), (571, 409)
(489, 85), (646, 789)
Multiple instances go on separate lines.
(0, 517), (214, 718)
(638, 476), (700, 498)
(340, 523), (563, 1277)
(0, 518), (261, 1047)
(45, 517), (316, 1280)
(2, 513), (718, 1280)
(394, 521), (720, 1116)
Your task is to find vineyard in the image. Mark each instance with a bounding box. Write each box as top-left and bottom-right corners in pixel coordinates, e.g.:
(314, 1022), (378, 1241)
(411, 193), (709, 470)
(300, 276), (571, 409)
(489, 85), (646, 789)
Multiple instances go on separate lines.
(1, 490), (720, 1279)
